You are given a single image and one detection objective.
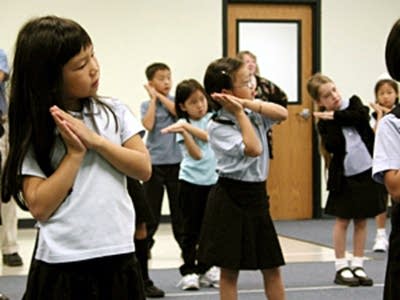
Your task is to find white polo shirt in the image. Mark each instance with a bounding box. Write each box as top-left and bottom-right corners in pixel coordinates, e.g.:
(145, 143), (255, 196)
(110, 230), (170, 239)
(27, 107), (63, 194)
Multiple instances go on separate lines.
(22, 98), (143, 263)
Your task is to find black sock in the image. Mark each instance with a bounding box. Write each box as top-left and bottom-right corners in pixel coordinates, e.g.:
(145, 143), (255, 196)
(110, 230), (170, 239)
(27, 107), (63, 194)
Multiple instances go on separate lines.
(135, 238), (150, 282)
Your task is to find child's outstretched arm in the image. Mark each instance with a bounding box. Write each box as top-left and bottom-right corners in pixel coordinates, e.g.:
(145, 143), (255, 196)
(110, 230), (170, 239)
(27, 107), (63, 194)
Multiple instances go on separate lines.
(211, 93), (262, 157)
(243, 99), (288, 121)
(50, 106), (151, 182)
(23, 107), (87, 222)
(333, 96), (370, 126)
(162, 122), (208, 142)
(161, 122), (203, 159)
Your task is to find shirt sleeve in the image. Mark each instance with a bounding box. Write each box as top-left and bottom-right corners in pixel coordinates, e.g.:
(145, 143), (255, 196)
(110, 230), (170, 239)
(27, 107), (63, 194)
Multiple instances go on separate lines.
(115, 101), (145, 143)
(175, 119), (186, 144)
(0, 50), (9, 74)
(140, 101), (149, 120)
(208, 122), (245, 157)
(372, 116), (400, 183)
(21, 147), (46, 178)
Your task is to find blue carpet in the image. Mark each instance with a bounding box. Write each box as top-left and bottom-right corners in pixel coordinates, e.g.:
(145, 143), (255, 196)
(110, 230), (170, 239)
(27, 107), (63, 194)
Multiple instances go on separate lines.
(0, 219), (389, 299)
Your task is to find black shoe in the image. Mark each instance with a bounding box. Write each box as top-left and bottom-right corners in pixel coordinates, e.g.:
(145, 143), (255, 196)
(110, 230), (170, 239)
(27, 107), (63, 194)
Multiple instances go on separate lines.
(3, 253), (23, 267)
(0, 293), (9, 300)
(144, 280), (165, 298)
(334, 267), (359, 286)
(352, 267), (373, 286)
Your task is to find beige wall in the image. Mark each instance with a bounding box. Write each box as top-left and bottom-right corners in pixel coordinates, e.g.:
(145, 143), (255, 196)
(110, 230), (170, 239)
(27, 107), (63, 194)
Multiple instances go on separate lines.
(1, 0), (400, 218)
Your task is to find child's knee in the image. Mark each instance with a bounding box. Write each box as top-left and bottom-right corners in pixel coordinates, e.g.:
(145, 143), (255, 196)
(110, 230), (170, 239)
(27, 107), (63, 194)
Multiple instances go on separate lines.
(221, 268), (239, 281)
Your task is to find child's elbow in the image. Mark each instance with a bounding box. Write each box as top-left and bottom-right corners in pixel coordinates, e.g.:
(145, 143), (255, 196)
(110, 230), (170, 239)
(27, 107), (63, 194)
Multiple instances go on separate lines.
(140, 165), (152, 182)
(29, 205), (51, 222)
(278, 109), (288, 121)
(244, 146), (262, 157)
(389, 188), (400, 201)
(191, 152), (203, 160)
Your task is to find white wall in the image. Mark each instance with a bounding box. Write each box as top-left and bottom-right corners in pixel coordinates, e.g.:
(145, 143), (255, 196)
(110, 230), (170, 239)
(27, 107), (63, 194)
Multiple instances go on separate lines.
(1, 0), (222, 219)
(0, 0), (222, 115)
(321, 0), (400, 101)
(1, 0), (399, 219)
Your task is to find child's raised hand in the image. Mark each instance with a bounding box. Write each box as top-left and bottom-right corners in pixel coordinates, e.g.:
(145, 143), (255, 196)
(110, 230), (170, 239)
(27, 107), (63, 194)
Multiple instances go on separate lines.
(50, 106), (102, 150)
(313, 111), (334, 120)
(50, 106), (86, 155)
(370, 102), (386, 117)
(211, 93), (243, 114)
(144, 84), (157, 101)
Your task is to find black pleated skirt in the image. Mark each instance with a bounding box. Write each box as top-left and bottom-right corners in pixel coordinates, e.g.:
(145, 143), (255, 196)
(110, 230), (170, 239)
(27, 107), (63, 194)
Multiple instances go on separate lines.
(325, 169), (386, 219)
(23, 253), (145, 300)
(197, 177), (285, 270)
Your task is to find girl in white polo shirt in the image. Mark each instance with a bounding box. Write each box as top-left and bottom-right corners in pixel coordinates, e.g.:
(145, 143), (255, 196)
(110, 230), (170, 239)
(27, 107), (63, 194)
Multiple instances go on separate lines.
(1, 16), (151, 299)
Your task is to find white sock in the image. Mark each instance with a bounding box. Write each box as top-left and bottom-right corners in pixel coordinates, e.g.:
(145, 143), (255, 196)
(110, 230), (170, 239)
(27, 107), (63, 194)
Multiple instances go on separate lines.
(351, 256), (364, 269)
(377, 228), (387, 239)
(335, 258), (348, 272)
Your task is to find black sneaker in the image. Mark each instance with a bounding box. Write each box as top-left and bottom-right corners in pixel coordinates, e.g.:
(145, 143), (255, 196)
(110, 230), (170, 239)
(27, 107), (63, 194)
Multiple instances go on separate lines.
(144, 280), (165, 298)
(334, 267), (359, 287)
(3, 253), (23, 267)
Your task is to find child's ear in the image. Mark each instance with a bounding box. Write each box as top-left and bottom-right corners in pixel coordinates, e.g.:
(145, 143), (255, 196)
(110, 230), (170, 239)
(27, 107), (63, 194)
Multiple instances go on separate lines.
(178, 102), (186, 111)
(221, 88), (233, 95)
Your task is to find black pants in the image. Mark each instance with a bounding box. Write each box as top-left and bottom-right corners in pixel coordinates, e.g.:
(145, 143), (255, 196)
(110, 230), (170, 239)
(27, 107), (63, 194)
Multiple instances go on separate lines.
(143, 164), (184, 250)
(178, 180), (214, 276)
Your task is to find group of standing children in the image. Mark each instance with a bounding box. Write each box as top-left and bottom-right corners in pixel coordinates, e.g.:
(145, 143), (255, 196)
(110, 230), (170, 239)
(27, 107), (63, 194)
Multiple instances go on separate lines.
(140, 56), (289, 300)
(0, 14), (290, 300)
(5, 11), (399, 300)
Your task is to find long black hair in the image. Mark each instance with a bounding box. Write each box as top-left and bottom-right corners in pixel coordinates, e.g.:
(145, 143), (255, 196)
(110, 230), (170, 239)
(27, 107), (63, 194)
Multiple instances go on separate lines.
(386, 18), (400, 81)
(2, 16), (105, 209)
(203, 57), (244, 110)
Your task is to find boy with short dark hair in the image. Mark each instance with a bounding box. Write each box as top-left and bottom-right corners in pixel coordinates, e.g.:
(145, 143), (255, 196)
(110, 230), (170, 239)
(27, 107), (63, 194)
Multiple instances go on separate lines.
(140, 61), (184, 256)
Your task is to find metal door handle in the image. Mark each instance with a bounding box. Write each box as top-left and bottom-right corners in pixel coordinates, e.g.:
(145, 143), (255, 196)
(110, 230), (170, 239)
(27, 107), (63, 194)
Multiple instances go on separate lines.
(297, 108), (311, 120)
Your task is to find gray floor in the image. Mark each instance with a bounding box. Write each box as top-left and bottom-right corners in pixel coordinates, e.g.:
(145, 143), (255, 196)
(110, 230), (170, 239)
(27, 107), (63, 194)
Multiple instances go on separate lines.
(0, 218), (389, 299)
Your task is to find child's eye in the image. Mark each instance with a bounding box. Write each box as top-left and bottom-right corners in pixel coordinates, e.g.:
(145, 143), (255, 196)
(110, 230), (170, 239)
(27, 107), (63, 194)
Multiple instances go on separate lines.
(78, 63), (86, 69)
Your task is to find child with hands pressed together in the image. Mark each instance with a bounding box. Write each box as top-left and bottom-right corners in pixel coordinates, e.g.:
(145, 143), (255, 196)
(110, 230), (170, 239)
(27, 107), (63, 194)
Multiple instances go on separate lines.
(1, 16), (151, 299)
(197, 57), (287, 300)
(308, 73), (385, 288)
(140, 63), (184, 254)
(370, 79), (399, 131)
(370, 78), (399, 252)
(161, 79), (219, 291)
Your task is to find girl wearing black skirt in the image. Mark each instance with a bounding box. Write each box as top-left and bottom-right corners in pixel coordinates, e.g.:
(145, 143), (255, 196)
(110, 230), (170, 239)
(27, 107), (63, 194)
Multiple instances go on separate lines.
(308, 73), (386, 287)
(2, 16), (151, 299)
(198, 57), (288, 300)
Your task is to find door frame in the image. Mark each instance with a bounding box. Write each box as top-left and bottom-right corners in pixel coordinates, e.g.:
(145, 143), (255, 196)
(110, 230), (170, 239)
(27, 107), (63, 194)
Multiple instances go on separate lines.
(222, 0), (322, 218)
